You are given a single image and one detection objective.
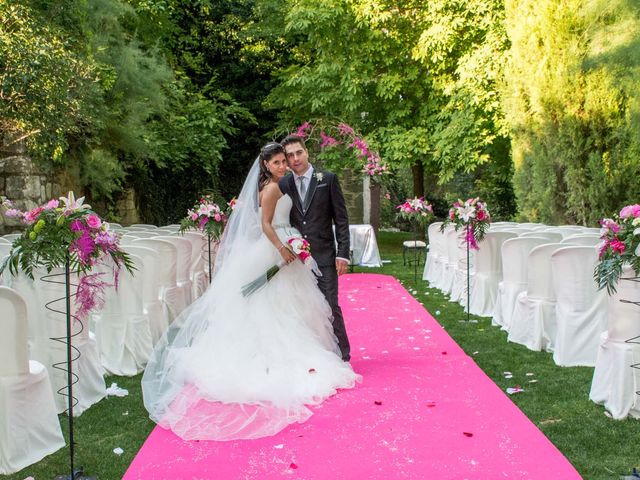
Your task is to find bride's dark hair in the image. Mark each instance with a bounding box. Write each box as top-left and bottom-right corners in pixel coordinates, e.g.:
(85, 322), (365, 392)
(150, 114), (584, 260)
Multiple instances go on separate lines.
(258, 142), (285, 191)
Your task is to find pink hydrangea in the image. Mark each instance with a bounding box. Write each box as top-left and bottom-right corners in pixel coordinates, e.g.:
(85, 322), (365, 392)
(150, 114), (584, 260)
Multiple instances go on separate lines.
(619, 204), (640, 219)
(94, 231), (118, 251)
(44, 199), (59, 210)
(4, 208), (22, 218)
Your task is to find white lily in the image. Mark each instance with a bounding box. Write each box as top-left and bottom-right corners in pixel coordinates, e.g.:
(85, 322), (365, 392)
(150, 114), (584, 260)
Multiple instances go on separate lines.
(458, 205), (476, 223)
(59, 191), (91, 213)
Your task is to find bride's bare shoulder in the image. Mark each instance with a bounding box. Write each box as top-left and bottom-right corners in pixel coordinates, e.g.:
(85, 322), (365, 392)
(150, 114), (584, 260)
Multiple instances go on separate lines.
(259, 181), (283, 205)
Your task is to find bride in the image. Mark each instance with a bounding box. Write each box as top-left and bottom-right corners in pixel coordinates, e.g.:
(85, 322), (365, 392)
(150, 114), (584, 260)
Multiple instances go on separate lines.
(142, 142), (360, 441)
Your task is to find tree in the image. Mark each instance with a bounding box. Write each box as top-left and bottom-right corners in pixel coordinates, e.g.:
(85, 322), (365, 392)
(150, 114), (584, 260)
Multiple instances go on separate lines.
(502, 0), (640, 224)
(265, 0), (514, 217)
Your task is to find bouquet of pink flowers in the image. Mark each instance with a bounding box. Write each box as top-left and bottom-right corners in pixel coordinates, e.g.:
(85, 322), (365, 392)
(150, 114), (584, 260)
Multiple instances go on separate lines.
(594, 203), (640, 294)
(179, 194), (228, 239)
(440, 197), (491, 249)
(396, 197), (434, 227)
(241, 235), (320, 297)
(0, 192), (134, 319)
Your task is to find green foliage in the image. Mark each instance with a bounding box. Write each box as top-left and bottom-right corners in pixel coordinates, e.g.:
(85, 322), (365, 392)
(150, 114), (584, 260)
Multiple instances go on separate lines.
(266, 0), (514, 222)
(0, 2), (95, 160)
(503, 0), (640, 224)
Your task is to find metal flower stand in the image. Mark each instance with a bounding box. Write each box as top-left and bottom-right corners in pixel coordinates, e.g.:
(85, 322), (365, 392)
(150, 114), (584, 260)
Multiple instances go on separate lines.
(621, 276), (640, 399)
(460, 223), (477, 324)
(47, 259), (96, 480)
(207, 233), (213, 282)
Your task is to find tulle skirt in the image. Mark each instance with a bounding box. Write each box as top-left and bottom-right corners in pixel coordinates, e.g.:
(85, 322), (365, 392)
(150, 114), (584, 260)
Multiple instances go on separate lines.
(142, 229), (360, 440)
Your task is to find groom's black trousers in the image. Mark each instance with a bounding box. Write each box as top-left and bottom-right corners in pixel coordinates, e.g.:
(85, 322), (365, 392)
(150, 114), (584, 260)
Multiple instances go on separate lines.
(316, 265), (351, 361)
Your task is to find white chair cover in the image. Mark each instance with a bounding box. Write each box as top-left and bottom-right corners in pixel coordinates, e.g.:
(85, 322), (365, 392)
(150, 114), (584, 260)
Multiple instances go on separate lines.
(551, 246), (608, 367)
(1, 233), (21, 241)
(0, 243), (11, 258)
(492, 237), (551, 330)
(11, 268), (107, 415)
(589, 267), (640, 419)
(430, 225), (455, 290)
(124, 231), (158, 239)
(0, 237), (11, 244)
(423, 222), (443, 283)
(121, 245), (168, 344)
(545, 226), (585, 238)
(131, 238), (185, 324)
(561, 234), (601, 246)
(128, 223), (158, 229)
(519, 231), (563, 242)
(0, 287), (65, 474)
(179, 231), (210, 300)
(440, 228), (461, 294)
(0, 255), (11, 287)
(508, 243), (565, 351)
(155, 235), (194, 307)
(92, 255), (153, 376)
(467, 231), (517, 316)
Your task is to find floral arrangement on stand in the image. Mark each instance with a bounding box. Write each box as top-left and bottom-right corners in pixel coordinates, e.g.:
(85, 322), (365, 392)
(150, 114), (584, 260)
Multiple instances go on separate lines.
(440, 197), (491, 249)
(292, 121), (390, 184)
(396, 197), (434, 227)
(0, 192), (134, 319)
(179, 194), (229, 239)
(594, 203), (640, 294)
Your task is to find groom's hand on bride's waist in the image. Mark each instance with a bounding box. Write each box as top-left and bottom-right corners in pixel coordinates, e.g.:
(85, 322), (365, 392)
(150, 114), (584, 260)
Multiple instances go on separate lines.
(336, 258), (348, 276)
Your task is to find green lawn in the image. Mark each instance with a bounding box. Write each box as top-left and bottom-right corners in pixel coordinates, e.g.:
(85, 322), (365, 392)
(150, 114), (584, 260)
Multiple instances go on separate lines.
(7, 231), (638, 479)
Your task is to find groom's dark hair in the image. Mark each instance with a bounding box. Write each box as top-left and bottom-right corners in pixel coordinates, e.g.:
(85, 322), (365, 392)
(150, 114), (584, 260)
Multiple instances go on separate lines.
(281, 134), (307, 150)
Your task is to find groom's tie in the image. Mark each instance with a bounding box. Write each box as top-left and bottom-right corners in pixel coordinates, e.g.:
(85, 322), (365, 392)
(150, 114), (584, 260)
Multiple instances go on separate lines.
(298, 175), (307, 205)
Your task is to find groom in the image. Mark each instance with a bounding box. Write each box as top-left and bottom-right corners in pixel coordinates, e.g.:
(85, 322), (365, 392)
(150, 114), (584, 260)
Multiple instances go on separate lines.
(279, 134), (352, 362)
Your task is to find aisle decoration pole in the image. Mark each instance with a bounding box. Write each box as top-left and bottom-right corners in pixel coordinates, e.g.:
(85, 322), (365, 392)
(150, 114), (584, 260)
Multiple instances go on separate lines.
(440, 198), (491, 323)
(1, 193), (134, 480)
(179, 194), (230, 285)
(396, 197), (433, 283)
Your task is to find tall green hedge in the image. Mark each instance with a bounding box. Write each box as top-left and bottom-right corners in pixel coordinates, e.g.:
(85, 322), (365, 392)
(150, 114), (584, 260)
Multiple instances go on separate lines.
(503, 0), (640, 225)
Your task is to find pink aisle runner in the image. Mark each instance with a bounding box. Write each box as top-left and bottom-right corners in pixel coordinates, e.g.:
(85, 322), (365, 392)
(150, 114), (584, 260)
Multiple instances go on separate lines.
(124, 273), (581, 479)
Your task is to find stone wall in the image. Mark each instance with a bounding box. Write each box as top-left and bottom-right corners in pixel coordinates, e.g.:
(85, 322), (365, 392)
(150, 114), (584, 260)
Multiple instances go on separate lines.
(0, 139), (60, 234)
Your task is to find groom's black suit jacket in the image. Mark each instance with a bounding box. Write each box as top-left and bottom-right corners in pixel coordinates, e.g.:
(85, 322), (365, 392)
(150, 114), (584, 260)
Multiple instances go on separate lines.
(278, 169), (350, 267)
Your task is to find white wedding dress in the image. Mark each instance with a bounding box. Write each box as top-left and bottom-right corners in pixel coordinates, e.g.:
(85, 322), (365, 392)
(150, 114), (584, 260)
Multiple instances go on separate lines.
(142, 193), (360, 441)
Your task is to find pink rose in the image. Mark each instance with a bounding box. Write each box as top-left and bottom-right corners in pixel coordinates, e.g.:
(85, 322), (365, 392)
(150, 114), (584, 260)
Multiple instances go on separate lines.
(477, 209), (486, 221)
(214, 213), (222, 222)
(24, 207), (44, 224)
(610, 239), (626, 254)
(85, 214), (102, 229)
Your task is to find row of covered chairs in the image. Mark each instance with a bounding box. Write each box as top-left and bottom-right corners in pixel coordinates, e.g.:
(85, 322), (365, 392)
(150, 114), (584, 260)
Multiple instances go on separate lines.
(423, 221), (639, 420)
(0, 223), (218, 473)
